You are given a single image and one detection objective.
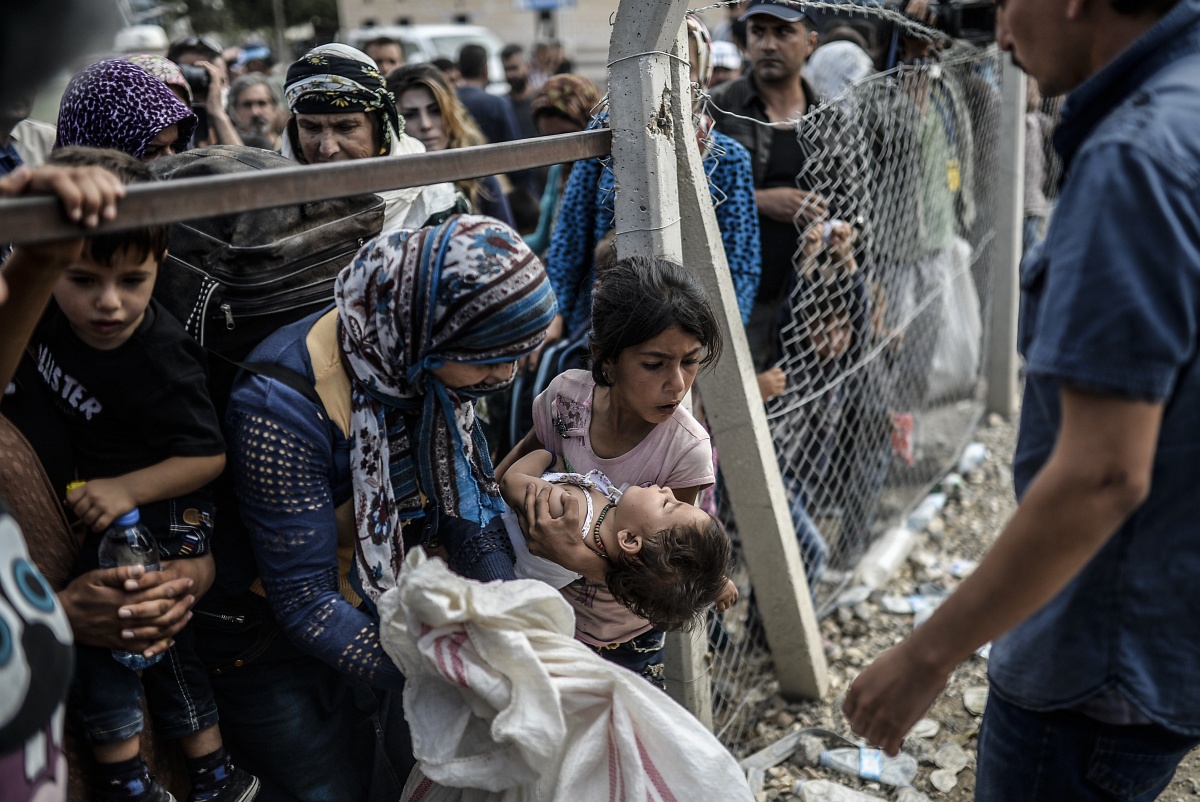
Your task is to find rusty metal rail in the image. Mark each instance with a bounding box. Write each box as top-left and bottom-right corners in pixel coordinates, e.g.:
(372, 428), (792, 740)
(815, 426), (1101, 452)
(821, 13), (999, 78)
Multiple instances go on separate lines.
(0, 129), (611, 245)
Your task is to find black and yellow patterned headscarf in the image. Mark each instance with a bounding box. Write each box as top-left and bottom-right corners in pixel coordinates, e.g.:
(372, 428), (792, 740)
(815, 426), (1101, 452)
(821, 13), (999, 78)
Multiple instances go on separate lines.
(284, 43), (403, 154)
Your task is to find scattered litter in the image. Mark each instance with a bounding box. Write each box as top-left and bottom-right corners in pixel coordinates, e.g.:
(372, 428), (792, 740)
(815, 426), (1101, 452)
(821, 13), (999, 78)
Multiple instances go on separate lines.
(908, 718), (940, 739)
(836, 585), (872, 608)
(950, 559), (978, 578)
(963, 686), (989, 716)
(897, 787), (932, 802)
(906, 493), (947, 532)
(795, 779), (885, 801)
(934, 742), (969, 773)
(976, 642), (992, 660)
(880, 592), (947, 615)
(818, 747), (918, 787)
(856, 527), (916, 589)
(930, 768), (959, 792)
(957, 442), (988, 473)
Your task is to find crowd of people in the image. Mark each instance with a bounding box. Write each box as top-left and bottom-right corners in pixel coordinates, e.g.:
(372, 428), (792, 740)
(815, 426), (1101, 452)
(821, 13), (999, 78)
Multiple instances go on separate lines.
(2, 0), (1199, 801)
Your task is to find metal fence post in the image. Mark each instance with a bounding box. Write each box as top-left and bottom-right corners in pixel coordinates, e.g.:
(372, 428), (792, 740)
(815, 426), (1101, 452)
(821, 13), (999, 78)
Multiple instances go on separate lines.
(987, 57), (1026, 419)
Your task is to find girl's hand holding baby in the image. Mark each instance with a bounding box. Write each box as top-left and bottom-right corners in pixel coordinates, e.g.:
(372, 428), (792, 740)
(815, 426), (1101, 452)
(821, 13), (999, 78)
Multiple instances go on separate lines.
(714, 577), (739, 613)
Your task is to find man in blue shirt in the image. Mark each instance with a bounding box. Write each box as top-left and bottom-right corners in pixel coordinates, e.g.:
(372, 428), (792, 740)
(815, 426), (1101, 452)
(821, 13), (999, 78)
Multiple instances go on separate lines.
(843, 1), (1200, 799)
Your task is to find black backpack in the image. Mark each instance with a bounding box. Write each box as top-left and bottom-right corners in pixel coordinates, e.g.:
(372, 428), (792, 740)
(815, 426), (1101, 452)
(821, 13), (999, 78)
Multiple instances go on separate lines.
(149, 145), (385, 361)
(149, 146), (384, 596)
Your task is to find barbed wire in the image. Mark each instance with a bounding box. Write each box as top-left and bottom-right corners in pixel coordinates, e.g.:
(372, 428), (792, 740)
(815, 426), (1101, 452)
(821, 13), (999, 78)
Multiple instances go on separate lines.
(687, 0), (951, 43)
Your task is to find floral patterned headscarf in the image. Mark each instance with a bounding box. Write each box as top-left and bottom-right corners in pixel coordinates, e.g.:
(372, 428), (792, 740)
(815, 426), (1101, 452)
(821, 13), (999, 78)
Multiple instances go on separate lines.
(284, 43), (403, 157)
(54, 59), (196, 159)
(124, 53), (193, 105)
(336, 215), (557, 599)
(530, 74), (603, 132)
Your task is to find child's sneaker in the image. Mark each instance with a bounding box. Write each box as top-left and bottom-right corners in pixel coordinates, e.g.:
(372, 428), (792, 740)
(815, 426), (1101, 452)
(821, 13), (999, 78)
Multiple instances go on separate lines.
(96, 774), (176, 802)
(187, 767), (259, 802)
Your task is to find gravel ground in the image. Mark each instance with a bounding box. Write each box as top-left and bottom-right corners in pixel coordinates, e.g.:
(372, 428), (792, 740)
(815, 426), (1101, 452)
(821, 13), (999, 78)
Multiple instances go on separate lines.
(742, 411), (1200, 801)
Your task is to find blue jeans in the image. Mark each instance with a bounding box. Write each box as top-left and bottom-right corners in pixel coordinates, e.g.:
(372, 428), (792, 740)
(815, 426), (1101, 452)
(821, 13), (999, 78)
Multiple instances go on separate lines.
(977, 691), (1200, 802)
(71, 624), (219, 744)
(590, 629), (666, 689)
(192, 592), (412, 802)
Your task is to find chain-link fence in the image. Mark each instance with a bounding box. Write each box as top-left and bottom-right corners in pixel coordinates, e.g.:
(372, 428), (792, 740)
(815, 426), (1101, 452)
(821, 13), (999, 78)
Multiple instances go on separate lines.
(703, 42), (1009, 754)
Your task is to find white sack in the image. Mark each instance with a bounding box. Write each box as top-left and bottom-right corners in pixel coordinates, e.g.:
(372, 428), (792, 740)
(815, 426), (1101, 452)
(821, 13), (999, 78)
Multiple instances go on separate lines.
(378, 550), (753, 802)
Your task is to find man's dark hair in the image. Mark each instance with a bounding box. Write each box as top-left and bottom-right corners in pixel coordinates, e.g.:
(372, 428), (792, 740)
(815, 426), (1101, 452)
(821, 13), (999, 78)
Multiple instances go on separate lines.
(458, 44), (488, 80)
(46, 147), (169, 267)
(229, 73), (279, 108)
(589, 255), (723, 388)
(1111, 0), (1180, 13)
(500, 43), (524, 62)
(432, 57), (457, 74)
(364, 35), (401, 51)
(167, 34), (221, 64)
(823, 21), (874, 53)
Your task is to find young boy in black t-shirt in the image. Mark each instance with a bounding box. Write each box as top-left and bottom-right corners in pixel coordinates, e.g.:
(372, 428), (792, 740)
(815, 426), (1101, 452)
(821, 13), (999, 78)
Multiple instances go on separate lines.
(1, 147), (258, 802)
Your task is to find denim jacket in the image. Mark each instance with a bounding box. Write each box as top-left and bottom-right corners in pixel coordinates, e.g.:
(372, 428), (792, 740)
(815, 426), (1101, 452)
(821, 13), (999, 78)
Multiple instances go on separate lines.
(990, 0), (1200, 734)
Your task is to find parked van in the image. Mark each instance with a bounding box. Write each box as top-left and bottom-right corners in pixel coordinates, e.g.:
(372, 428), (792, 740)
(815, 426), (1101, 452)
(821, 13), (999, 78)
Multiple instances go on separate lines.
(343, 24), (506, 86)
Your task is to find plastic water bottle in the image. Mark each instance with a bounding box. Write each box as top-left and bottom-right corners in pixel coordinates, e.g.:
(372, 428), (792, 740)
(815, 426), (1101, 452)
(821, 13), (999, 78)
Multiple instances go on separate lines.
(819, 747), (919, 787)
(906, 492), (947, 532)
(97, 508), (164, 670)
(855, 526), (916, 589)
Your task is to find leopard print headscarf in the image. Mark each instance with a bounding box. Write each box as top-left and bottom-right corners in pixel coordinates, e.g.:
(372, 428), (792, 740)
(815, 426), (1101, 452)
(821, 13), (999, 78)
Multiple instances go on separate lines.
(54, 59), (196, 160)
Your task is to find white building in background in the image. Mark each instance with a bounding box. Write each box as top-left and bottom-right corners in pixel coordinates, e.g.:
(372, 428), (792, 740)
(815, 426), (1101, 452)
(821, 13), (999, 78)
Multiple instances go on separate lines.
(334, 0), (725, 84)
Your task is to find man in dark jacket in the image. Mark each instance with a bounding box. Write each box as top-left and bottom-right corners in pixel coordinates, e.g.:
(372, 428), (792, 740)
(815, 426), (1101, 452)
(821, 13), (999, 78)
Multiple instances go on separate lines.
(710, 0), (865, 372)
(456, 44), (520, 147)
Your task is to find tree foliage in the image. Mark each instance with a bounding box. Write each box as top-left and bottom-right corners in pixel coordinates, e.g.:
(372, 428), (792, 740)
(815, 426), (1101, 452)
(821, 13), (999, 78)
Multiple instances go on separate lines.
(182, 0), (339, 39)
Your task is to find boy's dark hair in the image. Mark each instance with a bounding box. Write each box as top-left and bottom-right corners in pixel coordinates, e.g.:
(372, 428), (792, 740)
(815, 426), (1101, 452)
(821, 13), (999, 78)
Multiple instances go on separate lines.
(589, 255), (723, 388)
(458, 44), (488, 80)
(46, 147), (169, 267)
(606, 513), (732, 632)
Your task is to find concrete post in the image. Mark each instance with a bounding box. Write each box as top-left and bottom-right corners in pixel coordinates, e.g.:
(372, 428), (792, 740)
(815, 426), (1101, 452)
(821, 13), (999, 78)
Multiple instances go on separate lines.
(608, 0), (828, 702)
(987, 56), (1026, 419)
(670, 71), (829, 704)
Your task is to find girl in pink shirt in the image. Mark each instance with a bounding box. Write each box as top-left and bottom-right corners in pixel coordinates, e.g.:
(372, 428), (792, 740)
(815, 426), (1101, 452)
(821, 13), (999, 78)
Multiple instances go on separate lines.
(499, 255), (736, 685)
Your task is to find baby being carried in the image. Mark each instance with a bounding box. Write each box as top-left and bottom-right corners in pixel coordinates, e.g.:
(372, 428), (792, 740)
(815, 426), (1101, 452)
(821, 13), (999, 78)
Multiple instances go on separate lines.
(499, 450), (731, 632)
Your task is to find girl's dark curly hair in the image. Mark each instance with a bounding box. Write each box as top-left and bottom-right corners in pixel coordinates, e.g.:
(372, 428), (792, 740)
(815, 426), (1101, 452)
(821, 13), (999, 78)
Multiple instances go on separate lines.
(589, 255), (723, 388)
(604, 512), (732, 633)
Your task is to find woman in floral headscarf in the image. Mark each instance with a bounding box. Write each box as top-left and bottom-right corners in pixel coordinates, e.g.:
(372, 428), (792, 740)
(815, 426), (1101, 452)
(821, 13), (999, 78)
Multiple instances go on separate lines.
(197, 215), (568, 801)
(55, 59), (196, 162)
(281, 43), (457, 231)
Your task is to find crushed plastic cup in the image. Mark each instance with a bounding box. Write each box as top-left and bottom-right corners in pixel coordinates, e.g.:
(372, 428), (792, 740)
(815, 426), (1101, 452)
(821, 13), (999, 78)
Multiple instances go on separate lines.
(957, 442), (988, 473)
(906, 493), (947, 532)
(855, 527), (916, 589)
(796, 779), (886, 801)
(881, 593), (946, 615)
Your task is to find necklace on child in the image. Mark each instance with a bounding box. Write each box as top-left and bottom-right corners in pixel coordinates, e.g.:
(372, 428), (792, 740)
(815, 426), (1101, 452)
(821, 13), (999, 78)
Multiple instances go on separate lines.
(591, 502), (614, 561)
